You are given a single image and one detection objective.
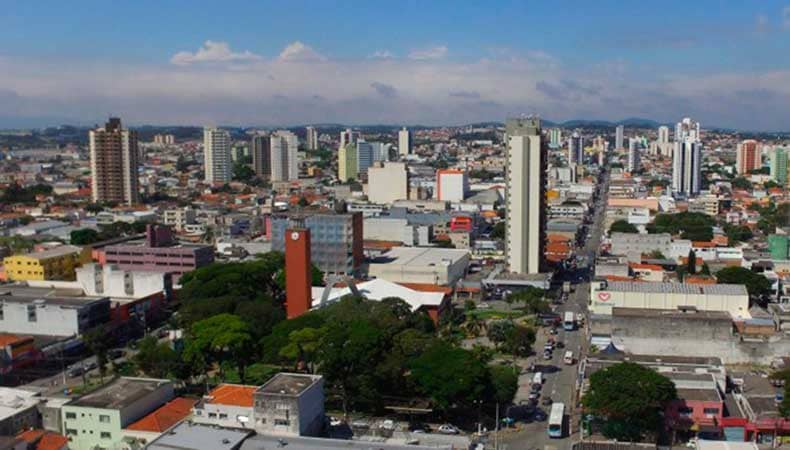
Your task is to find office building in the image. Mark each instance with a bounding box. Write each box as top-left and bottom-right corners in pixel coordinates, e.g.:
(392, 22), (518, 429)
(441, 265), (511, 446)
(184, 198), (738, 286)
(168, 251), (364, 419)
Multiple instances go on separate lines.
(337, 143), (358, 182)
(270, 212), (363, 276)
(736, 140), (761, 175)
(505, 117), (546, 274)
(549, 128), (562, 148)
(339, 129), (357, 150)
(270, 130), (299, 181)
(435, 169), (469, 202)
(655, 125), (673, 157)
(250, 135), (271, 179)
(367, 162), (408, 204)
(658, 125), (670, 144)
(89, 117), (140, 205)
(568, 131), (583, 164)
(627, 138), (641, 173)
(615, 125), (624, 150)
(305, 126), (318, 150)
(398, 127), (412, 156)
(356, 140), (375, 177)
(253, 373), (325, 437)
(203, 127), (232, 184)
(672, 138), (702, 197)
(3, 245), (86, 281)
(770, 147), (788, 185)
(62, 377), (174, 450)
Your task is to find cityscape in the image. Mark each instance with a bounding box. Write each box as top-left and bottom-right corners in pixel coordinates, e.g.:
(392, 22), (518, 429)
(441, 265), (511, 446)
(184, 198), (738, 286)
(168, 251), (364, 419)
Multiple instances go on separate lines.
(0, 2), (790, 450)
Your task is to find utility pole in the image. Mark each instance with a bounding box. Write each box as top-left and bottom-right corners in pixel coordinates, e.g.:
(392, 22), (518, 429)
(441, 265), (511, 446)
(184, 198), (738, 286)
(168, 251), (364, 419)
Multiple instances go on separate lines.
(494, 401), (499, 450)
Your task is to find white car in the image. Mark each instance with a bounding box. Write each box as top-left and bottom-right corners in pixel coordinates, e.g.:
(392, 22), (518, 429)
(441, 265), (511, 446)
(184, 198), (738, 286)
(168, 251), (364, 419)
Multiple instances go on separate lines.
(329, 416), (342, 427)
(437, 424), (459, 435)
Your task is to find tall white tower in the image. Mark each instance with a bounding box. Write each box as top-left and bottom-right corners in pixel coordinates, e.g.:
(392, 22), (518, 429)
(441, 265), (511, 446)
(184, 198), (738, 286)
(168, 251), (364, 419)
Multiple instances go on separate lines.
(627, 138), (641, 173)
(203, 127), (232, 184)
(398, 127), (412, 156)
(505, 117), (546, 275)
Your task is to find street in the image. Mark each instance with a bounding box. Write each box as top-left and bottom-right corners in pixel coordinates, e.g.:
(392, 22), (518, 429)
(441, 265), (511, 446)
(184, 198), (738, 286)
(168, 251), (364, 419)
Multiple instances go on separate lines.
(499, 169), (609, 450)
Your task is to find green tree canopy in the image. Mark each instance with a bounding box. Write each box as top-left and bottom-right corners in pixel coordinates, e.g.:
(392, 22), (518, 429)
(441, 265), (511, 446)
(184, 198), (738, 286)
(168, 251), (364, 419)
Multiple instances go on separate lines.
(731, 177), (753, 190)
(610, 220), (638, 234)
(133, 336), (182, 379)
(583, 362), (677, 441)
(648, 212), (714, 241)
(70, 229), (100, 245)
(410, 341), (488, 411)
(184, 313), (253, 382)
(716, 267), (772, 300)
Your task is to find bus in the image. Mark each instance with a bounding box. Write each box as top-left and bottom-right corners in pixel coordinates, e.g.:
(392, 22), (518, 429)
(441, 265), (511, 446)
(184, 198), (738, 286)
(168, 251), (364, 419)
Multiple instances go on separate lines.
(547, 402), (565, 438)
(563, 311), (575, 331)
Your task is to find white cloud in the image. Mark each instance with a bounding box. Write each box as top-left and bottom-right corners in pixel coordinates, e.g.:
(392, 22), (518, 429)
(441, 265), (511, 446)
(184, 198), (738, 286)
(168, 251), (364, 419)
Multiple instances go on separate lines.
(408, 45), (448, 60)
(278, 41), (326, 62)
(170, 40), (261, 65)
(370, 50), (395, 59)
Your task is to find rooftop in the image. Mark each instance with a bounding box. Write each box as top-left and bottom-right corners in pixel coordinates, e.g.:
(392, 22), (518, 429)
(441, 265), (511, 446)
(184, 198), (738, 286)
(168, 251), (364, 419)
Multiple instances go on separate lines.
(12, 245), (82, 260)
(126, 397), (197, 432)
(676, 388), (722, 402)
(0, 290), (108, 309)
(145, 421), (253, 450)
(257, 373), (322, 396)
(67, 377), (170, 410)
(612, 307), (733, 321)
(312, 278), (445, 312)
(240, 434), (455, 450)
(603, 281), (748, 296)
(369, 247), (469, 266)
(0, 387), (39, 421)
(204, 384), (256, 407)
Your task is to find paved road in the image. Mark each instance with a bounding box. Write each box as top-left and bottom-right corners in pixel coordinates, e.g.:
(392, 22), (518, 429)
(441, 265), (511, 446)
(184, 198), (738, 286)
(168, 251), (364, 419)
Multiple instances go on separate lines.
(499, 170), (609, 450)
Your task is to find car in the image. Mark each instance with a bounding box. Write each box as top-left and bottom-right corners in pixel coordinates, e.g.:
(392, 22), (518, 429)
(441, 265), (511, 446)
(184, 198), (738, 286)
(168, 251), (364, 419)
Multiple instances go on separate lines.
(476, 302), (491, 309)
(555, 341), (565, 349)
(542, 397), (553, 406)
(408, 422), (431, 433)
(350, 419), (370, 429)
(543, 351), (553, 360)
(67, 366), (84, 378)
(84, 361), (98, 371)
(328, 416), (343, 427)
(380, 419), (396, 431)
(528, 392), (540, 403)
(437, 424), (459, 435)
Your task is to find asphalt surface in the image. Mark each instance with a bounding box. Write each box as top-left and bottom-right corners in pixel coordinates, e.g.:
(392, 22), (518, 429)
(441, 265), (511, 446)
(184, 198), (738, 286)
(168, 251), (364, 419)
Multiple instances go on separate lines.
(498, 170), (609, 450)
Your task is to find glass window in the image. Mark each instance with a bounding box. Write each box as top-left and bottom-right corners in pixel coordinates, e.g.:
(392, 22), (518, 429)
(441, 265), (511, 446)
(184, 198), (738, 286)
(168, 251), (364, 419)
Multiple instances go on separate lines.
(100, 432), (111, 439)
(219, 413), (228, 419)
(703, 408), (719, 415)
(66, 429), (77, 436)
(208, 413), (217, 419)
(274, 419), (290, 426)
(65, 412), (76, 419)
(99, 415), (110, 423)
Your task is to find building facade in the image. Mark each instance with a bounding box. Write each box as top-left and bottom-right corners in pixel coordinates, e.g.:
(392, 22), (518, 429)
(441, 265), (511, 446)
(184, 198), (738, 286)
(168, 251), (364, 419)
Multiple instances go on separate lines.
(736, 140), (761, 175)
(305, 126), (318, 150)
(568, 131), (583, 165)
(0, 294), (110, 337)
(435, 169), (468, 203)
(367, 162), (408, 204)
(3, 245), (86, 281)
(251, 135), (271, 180)
(253, 373), (324, 437)
(270, 130), (299, 182)
(203, 127), (232, 184)
(672, 138), (702, 197)
(627, 138), (641, 173)
(337, 143), (358, 182)
(770, 147), (788, 185)
(89, 118), (140, 206)
(615, 125), (624, 150)
(505, 117), (546, 274)
(398, 127), (412, 156)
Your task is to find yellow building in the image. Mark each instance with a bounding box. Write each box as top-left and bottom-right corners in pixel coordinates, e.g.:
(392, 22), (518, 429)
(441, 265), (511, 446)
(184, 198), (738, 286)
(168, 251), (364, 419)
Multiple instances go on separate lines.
(337, 143), (358, 182)
(3, 245), (87, 281)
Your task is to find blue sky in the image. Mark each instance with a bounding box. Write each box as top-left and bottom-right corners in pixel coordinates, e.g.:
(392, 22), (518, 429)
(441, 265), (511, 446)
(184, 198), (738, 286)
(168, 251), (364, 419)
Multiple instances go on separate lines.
(2, 1), (790, 129)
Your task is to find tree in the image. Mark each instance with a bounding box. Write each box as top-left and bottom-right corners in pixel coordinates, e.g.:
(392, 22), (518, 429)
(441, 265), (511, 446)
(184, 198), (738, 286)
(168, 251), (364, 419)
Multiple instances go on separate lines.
(490, 222), (506, 240)
(70, 229), (100, 245)
(83, 327), (110, 383)
(648, 212), (714, 241)
(583, 362), (677, 441)
(724, 224), (753, 244)
(646, 250), (666, 259)
(731, 177), (753, 190)
(610, 220), (638, 234)
(232, 161), (255, 182)
(134, 336), (181, 379)
(511, 287), (550, 314)
(487, 320), (514, 346)
(716, 267), (772, 300)
(503, 325), (536, 358)
(184, 314), (253, 382)
(687, 249), (697, 275)
(279, 327), (326, 373)
(488, 365), (518, 404)
(411, 342), (488, 411)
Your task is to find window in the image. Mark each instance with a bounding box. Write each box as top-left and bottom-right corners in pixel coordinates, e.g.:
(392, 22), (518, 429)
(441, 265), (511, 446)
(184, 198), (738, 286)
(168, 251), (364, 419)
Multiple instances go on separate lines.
(678, 407), (693, 416)
(99, 415), (110, 423)
(0, 306), (3, 320)
(66, 429), (77, 436)
(208, 413), (217, 419)
(65, 412), (76, 419)
(100, 432), (111, 439)
(27, 305), (36, 322)
(274, 419), (290, 426)
(703, 408), (719, 415)
(219, 413), (228, 419)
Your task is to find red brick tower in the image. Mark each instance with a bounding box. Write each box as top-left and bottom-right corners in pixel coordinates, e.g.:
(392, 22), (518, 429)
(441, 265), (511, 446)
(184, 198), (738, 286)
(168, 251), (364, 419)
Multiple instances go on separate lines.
(285, 228), (312, 319)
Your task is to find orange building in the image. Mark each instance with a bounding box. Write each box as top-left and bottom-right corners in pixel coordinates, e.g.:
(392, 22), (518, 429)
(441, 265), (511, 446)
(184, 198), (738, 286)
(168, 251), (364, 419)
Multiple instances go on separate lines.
(285, 228), (312, 319)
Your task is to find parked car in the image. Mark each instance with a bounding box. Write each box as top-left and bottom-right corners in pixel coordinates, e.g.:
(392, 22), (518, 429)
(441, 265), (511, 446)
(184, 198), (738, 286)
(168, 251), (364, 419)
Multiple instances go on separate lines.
(543, 351), (553, 360)
(437, 424), (459, 435)
(67, 366), (84, 378)
(408, 422), (431, 433)
(84, 361), (98, 371)
(328, 416), (343, 427)
(379, 419), (396, 431)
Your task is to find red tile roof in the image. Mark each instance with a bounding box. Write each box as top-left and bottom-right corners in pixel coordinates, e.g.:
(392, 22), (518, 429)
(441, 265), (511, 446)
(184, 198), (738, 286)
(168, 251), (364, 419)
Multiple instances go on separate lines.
(206, 384), (256, 407)
(0, 334), (32, 347)
(36, 433), (68, 450)
(397, 282), (453, 295)
(126, 397), (197, 432)
(17, 429), (45, 444)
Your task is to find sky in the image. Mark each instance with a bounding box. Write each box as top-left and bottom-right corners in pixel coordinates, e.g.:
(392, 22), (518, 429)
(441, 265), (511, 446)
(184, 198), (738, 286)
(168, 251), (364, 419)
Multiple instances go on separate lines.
(2, 1), (790, 130)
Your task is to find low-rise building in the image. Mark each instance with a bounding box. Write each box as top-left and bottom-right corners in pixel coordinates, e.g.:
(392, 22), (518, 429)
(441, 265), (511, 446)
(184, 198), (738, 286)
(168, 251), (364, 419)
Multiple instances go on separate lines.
(367, 247), (470, 285)
(61, 377), (174, 450)
(610, 232), (671, 261)
(192, 384), (255, 429)
(253, 373), (324, 437)
(145, 421), (253, 450)
(0, 293), (110, 337)
(3, 245), (87, 281)
(124, 397), (197, 448)
(0, 388), (40, 436)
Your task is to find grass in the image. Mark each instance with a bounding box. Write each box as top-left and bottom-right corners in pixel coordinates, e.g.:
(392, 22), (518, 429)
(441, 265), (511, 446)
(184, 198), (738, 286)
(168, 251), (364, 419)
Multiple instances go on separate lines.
(466, 309), (527, 320)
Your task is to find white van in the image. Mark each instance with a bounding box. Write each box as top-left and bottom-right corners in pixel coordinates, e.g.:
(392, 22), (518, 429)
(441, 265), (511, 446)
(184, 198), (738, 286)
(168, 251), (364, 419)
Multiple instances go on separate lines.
(564, 351), (574, 365)
(532, 372), (543, 386)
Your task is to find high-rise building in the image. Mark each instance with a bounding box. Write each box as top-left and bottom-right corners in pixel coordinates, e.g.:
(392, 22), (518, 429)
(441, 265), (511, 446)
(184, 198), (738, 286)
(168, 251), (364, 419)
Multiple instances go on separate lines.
(271, 130), (299, 181)
(615, 125), (624, 150)
(549, 128), (562, 148)
(568, 131), (583, 165)
(736, 140), (761, 175)
(627, 138), (641, 173)
(203, 127), (232, 184)
(339, 129), (357, 151)
(368, 162), (408, 204)
(672, 138), (702, 197)
(356, 140), (375, 177)
(89, 117), (140, 205)
(271, 212), (363, 276)
(770, 147), (788, 185)
(658, 126), (670, 144)
(676, 117), (701, 141)
(251, 135), (272, 179)
(435, 169), (469, 202)
(338, 143), (358, 182)
(398, 127), (412, 156)
(505, 117), (546, 275)
(305, 126), (319, 151)
(370, 142), (390, 162)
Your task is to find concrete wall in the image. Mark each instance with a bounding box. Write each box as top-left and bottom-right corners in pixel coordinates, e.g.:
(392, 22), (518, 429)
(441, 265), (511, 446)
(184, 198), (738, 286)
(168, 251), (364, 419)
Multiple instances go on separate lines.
(611, 313), (790, 365)
(62, 407), (122, 450)
(119, 382), (174, 427)
(589, 283), (750, 318)
(192, 403), (254, 429)
(0, 302), (81, 336)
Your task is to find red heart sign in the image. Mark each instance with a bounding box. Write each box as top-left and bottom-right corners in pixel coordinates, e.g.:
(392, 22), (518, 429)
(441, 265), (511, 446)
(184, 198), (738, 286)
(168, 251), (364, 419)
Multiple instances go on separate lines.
(598, 292), (611, 302)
